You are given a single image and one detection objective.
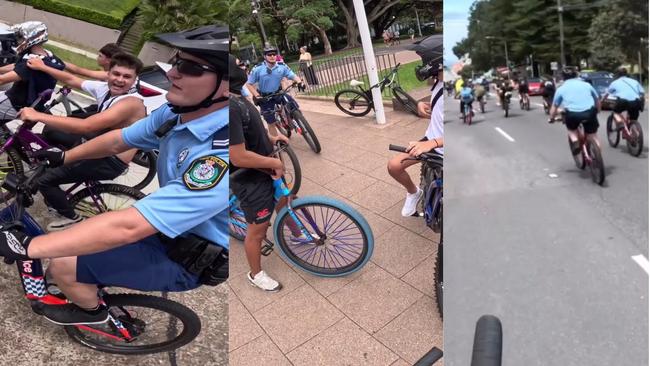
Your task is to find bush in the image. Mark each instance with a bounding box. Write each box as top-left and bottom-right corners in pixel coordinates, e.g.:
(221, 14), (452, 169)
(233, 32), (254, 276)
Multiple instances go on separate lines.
(25, 0), (141, 29)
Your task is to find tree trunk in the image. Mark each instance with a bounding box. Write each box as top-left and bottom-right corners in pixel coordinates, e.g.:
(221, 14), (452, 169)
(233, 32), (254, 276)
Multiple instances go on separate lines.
(337, 0), (360, 48)
(313, 25), (333, 54)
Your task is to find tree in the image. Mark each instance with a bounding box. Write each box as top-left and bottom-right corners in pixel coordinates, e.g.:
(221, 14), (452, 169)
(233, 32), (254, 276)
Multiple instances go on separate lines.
(281, 0), (336, 54)
(140, 0), (224, 41)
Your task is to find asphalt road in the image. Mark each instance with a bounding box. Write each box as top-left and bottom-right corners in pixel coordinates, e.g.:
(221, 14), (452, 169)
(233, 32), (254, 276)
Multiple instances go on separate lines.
(444, 92), (648, 365)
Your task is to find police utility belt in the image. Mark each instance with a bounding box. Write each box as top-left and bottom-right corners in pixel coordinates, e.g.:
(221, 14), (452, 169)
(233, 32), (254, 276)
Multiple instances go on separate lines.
(160, 234), (228, 286)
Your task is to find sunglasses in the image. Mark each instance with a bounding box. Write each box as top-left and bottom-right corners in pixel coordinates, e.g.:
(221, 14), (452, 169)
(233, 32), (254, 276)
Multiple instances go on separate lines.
(265, 53), (277, 57)
(169, 55), (216, 77)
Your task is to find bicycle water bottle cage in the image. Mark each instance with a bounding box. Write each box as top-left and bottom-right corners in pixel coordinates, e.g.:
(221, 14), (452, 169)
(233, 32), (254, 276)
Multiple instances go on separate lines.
(350, 80), (364, 87)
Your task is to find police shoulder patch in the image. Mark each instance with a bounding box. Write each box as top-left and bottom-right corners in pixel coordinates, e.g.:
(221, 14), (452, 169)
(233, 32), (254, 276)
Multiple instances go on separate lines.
(183, 155), (228, 190)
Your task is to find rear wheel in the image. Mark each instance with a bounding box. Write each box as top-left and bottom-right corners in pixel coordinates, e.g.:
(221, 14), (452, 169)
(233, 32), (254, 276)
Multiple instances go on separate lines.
(606, 114), (620, 147)
(278, 143), (302, 195)
(334, 90), (372, 117)
(0, 146), (24, 202)
(392, 86), (419, 116)
(587, 140), (605, 185)
(292, 110), (321, 153)
(112, 150), (157, 190)
(569, 136), (586, 170)
(69, 184), (145, 218)
(626, 121), (644, 157)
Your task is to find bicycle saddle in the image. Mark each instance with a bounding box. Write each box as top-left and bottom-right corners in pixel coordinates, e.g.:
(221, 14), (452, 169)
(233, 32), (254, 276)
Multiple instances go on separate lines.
(350, 79), (365, 87)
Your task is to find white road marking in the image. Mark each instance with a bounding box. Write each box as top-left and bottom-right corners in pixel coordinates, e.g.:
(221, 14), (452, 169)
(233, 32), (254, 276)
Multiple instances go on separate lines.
(534, 103), (544, 107)
(631, 255), (650, 275)
(495, 127), (515, 142)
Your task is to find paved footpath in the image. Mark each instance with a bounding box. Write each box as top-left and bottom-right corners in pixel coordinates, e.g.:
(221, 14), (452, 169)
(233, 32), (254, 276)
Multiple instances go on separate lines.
(228, 97), (442, 365)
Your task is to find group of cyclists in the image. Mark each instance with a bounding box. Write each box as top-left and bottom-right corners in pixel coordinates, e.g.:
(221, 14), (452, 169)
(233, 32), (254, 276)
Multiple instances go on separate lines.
(0, 21), (228, 325)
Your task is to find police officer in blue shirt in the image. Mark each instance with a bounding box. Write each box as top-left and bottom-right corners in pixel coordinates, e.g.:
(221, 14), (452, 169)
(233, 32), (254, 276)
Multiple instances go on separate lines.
(549, 67), (602, 155)
(604, 67), (645, 125)
(0, 25), (230, 325)
(245, 46), (304, 136)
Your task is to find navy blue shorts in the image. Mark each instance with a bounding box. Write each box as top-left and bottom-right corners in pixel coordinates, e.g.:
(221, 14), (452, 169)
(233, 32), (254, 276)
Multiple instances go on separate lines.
(76, 235), (200, 292)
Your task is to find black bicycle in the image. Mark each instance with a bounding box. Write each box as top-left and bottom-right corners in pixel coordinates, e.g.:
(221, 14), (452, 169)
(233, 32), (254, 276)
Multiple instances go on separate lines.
(334, 63), (419, 117)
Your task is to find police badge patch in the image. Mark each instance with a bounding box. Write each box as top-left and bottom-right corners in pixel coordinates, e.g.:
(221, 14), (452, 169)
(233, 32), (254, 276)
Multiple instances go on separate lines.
(183, 155), (227, 190)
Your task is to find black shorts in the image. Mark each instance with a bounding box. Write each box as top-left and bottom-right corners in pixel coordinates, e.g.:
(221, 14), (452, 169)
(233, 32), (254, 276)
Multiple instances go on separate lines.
(565, 108), (599, 134)
(518, 85), (529, 94)
(613, 99), (642, 121)
(231, 176), (275, 224)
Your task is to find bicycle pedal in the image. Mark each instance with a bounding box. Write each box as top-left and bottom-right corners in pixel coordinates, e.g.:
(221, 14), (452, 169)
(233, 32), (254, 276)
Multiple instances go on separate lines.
(261, 242), (274, 256)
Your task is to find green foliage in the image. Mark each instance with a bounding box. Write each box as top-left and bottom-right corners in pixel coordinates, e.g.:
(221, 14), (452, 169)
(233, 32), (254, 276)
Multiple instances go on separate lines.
(46, 43), (100, 71)
(139, 0), (226, 41)
(28, 0), (141, 29)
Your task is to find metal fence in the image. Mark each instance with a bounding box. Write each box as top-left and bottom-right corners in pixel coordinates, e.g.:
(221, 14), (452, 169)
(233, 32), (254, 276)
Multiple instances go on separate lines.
(294, 52), (399, 98)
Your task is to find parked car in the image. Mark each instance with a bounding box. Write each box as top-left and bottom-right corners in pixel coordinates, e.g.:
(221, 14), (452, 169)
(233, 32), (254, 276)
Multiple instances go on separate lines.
(138, 62), (171, 114)
(582, 74), (615, 110)
(527, 77), (545, 96)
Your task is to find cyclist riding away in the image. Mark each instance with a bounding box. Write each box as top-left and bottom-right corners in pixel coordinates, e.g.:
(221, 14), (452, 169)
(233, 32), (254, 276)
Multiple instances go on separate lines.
(459, 81), (475, 118)
(518, 77), (530, 107)
(18, 53), (147, 231)
(387, 46), (443, 217)
(496, 76), (513, 107)
(244, 46), (304, 136)
(542, 79), (556, 108)
(0, 24), (230, 326)
(603, 67), (645, 130)
(230, 55), (292, 292)
(0, 21), (64, 121)
(473, 81), (486, 108)
(548, 67), (602, 155)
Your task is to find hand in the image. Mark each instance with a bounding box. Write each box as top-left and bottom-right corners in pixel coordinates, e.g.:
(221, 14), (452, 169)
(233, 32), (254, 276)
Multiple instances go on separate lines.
(270, 159), (284, 180)
(269, 134), (289, 145)
(253, 96), (261, 106)
(33, 147), (65, 167)
(26, 57), (46, 71)
(0, 229), (32, 261)
(417, 101), (431, 119)
(407, 140), (438, 157)
(17, 107), (41, 122)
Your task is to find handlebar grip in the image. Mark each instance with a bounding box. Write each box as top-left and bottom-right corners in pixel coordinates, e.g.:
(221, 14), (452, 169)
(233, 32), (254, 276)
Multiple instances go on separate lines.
(389, 144), (408, 153)
(414, 347), (443, 366)
(470, 315), (503, 366)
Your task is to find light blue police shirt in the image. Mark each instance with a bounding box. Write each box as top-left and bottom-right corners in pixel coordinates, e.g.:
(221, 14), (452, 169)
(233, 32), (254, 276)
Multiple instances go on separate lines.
(553, 78), (599, 112)
(122, 104), (229, 249)
(241, 85), (251, 97)
(608, 77), (645, 101)
(247, 62), (296, 94)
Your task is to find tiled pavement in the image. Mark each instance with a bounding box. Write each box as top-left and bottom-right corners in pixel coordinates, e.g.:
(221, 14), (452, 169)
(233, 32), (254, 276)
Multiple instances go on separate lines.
(229, 97), (442, 365)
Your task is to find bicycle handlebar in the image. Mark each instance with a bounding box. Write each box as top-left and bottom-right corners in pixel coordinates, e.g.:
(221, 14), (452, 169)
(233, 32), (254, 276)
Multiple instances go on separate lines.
(389, 144), (443, 166)
(258, 83), (299, 102)
(470, 315), (503, 366)
(1, 164), (48, 224)
(230, 142), (291, 183)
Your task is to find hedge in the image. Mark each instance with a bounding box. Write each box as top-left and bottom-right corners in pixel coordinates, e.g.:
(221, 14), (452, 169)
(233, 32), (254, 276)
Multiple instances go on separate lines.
(16, 0), (141, 29)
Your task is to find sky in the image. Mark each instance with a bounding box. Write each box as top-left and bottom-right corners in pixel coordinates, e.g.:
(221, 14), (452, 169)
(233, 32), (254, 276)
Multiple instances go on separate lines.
(443, 0), (473, 66)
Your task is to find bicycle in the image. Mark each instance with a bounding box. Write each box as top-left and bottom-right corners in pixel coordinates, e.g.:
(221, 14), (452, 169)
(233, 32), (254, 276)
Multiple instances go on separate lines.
(478, 95), (486, 113)
(542, 95), (552, 115)
(462, 100), (474, 125)
(389, 144), (443, 318)
(519, 93), (530, 111)
(606, 108), (644, 157)
(43, 86), (158, 190)
(501, 91), (512, 117)
(334, 63), (420, 117)
(414, 314), (503, 366)
(0, 163), (201, 354)
(552, 112), (605, 185)
(229, 145), (374, 277)
(0, 90), (145, 214)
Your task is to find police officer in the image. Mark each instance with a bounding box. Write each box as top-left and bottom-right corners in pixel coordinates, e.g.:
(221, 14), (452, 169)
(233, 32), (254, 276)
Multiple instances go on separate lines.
(245, 46), (304, 136)
(604, 67), (645, 126)
(0, 24), (229, 325)
(549, 67), (601, 155)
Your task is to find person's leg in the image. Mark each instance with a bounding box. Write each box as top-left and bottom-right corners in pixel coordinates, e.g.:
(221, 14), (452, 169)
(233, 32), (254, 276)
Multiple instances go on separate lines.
(244, 221), (270, 276)
(0, 94), (17, 122)
(584, 110), (601, 148)
(387, 152), (421, 193)
(259, 98), (278, 136)
(48, 256), (100, 308)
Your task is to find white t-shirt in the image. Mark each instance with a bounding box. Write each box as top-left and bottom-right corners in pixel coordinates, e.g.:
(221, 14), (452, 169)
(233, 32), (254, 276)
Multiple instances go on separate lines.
(81, 80), (144, 112)
(425, 80), (443, 155)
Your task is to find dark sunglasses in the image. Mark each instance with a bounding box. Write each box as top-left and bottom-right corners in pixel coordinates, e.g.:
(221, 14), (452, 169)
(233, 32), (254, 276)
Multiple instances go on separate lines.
(265, 53), (277, 57)
(169, 56), (216, 77)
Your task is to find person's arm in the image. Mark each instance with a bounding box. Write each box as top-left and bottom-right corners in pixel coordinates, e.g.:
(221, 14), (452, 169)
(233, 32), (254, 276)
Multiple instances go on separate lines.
(230, 143), (282, 171)
(0, 70), (20, 85)
(26, 57), (84, 89)
(28, 207), (156, 258)
(0, 63), (14, 74)
(64, 129), (131, 164)
(19, 97), (143, 134)
(64, 61), (108, 81)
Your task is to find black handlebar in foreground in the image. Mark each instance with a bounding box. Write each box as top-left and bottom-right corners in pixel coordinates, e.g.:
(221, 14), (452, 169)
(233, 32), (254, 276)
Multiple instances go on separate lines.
(470, 315), (503, 366)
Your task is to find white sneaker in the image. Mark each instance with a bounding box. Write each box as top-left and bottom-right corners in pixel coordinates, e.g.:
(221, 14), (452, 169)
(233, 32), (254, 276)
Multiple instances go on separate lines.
(247, 271), (282, 292)
(47, 215), (84, 232)
(401, 188), (423, 217)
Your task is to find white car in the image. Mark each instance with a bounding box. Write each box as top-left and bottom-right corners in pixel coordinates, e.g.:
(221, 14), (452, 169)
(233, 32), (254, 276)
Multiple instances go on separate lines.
(137, 62), (171, 114)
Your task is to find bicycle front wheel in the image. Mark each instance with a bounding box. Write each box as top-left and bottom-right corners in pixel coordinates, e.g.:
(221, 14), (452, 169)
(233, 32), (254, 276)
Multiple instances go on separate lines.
(279, 144), (302, 195)
(273, 195), (373, 277)
(113, 150), (157, 190)
(334, 89), (372, 117)
(392, 86), (419, 116)
(65, 293), (201, 355)
(292, 110), (321, 153)
(434, 243), (443, 319)
(70, 183), (145, 218)
(229, 197), (247, 241)
(627, 121), (644, 157)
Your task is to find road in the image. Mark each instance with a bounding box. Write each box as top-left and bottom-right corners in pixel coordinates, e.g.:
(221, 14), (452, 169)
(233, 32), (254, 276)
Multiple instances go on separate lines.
(444, 92), (648, 365)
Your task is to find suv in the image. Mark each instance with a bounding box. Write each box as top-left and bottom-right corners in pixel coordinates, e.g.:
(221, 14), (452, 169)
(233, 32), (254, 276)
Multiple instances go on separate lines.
(581, 73), (615, 110)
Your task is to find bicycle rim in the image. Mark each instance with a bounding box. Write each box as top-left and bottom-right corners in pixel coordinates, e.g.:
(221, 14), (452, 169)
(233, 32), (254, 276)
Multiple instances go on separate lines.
(70, 184), (144, 218)
(65, 293), (201, 355)
(588, 142), (605, 185)
(112, 151), (157, 190)
(273, 196), (373, 276)
(606, 114), (620, 147)
(627, 121), (644, 157)
(229, 202), (248, 241)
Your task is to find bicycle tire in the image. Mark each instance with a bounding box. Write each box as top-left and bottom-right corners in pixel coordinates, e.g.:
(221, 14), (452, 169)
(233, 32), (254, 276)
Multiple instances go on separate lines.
(606, 114), (620, 147)
(292, 110), (321, 153)
(0, 146), (24, 202)
(69, 183), (145, 218)
(519, 98), (524, 110)
(587, 141), (605, 185)
(392, 86), (420, 116)
(503, 104), (509, 118)
(334, 89), (372, 117)
(276, 111), (292, 138)
(525, 98), (530, 111)
(65, 293), (201, 355)
(480, 99), (485, 113)
(414, 347), (443, 366)
(229, 199), (247, 241)
(627, 121), (644, 157)
(114, 150), (157, 190)
(434, 243), (443, 320)
(279, 144), (302, 195)
(470, 315), (502, 366)
(272, 195), (373, 277)
(569, 137), (586, 170)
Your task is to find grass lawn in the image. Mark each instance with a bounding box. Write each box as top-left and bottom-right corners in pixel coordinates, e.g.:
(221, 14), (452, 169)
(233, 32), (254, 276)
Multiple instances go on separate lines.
(46, 44), (100, 71)
(44, 0), (140, 19)
(309, 60), (425, 99)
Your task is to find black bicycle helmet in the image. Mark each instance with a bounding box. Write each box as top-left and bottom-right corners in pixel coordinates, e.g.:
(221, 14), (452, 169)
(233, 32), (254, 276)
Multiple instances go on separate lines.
(263, 46), (278, 55)
(409, 35), (443, 81)
(615, 66), (628, 78)
(155, 24), (229, 113)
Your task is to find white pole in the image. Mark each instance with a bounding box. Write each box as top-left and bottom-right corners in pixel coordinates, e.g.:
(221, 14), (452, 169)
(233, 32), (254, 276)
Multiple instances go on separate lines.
(353, 0), (386, 124)
(415, 8), (422, 37)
